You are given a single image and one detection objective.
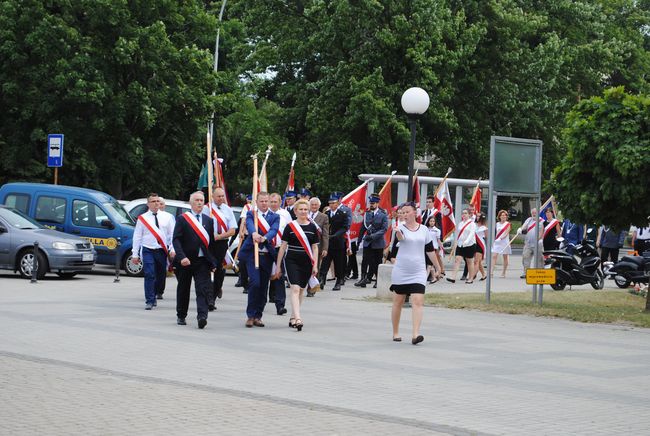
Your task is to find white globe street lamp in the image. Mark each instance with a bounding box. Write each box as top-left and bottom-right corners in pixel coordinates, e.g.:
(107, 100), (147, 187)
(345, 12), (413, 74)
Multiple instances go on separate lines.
(401, 87), (430, 201)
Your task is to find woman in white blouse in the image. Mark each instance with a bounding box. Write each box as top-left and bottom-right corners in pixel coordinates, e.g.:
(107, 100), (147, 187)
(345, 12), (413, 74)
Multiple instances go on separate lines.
(447, 209), (477, 284)
(491, 210), (511, 277)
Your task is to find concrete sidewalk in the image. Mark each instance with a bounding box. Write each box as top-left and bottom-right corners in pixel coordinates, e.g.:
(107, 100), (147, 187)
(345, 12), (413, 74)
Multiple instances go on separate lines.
(1, 268), (649, 435)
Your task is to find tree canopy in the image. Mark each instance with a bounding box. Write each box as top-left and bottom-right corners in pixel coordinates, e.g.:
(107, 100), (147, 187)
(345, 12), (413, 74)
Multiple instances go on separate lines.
(552, 86), (650, 229)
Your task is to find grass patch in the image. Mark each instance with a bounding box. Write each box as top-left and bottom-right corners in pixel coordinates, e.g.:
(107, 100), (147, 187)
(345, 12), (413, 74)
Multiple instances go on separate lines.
(370, 290), (650, 328)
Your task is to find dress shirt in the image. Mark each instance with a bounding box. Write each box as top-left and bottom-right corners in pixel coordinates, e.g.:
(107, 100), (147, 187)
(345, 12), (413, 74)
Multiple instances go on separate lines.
(203, 202), (237, 233)
(132, 210), (175, 258)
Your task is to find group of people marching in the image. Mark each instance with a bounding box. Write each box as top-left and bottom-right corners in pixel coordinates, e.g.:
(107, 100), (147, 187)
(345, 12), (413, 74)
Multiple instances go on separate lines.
(129, 185), (581, 345)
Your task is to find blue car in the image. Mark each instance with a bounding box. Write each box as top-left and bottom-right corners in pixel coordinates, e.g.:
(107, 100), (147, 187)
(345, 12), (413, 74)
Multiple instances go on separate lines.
(0, 183), (141, 276)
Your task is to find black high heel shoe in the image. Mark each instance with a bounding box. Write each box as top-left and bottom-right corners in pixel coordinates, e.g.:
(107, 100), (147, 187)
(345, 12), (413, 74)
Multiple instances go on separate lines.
(294, 319), (303, 332)
(289, 318), (296, 328)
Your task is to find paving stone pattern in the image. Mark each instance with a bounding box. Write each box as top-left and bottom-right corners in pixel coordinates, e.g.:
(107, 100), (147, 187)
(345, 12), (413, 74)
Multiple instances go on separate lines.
(0, 265), (649, 435)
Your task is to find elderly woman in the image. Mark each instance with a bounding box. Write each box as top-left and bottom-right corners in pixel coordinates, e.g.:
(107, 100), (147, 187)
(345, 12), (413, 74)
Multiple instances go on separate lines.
(390, 202), (440, 345)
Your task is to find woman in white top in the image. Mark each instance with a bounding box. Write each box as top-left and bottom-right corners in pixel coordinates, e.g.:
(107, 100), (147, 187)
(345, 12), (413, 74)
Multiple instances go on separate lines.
(447, 209), (477, 284)
(472, 213), (487, 281)
(491, 210), (511, 277)
(425, 215), (444, 283)
(390, 202), (439, 345)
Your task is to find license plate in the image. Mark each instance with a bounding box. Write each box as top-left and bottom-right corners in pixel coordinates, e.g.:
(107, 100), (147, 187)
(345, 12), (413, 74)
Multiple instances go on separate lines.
(82, 253), (94, 261)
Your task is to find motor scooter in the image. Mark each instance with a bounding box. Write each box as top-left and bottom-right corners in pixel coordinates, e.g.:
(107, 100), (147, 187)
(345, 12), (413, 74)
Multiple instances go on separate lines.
(544, 238), (604, 290)
(603, 240), (650, 288)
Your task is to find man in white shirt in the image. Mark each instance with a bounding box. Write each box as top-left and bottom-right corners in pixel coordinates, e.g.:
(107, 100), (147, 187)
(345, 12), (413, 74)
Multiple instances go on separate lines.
(203, 187), (237, 310)
(268, 193), (292, 314)
(156, 197), (176, 299)
(132, 193), (175, 310)
(519, 208), (544, 278)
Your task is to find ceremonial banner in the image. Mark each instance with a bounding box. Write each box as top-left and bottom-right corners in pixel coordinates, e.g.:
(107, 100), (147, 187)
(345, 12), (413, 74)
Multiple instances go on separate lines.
(378, 177), (393, 246)
(434, 179), (455, 240)
(470, 183), (482, 214)
(341, 181), (368, 243)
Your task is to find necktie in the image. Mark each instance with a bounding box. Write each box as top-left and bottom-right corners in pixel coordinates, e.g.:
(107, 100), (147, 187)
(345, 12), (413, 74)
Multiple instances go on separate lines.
(153, 212), (159, 228)
(196, 214), (201, 223)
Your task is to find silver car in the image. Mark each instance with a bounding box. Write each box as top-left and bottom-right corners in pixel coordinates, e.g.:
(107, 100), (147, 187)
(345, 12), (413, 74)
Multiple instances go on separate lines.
(0, 205), (96, 279)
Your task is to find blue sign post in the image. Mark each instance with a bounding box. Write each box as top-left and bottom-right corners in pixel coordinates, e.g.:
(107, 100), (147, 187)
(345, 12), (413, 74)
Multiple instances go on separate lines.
(47, 134), (64, 184)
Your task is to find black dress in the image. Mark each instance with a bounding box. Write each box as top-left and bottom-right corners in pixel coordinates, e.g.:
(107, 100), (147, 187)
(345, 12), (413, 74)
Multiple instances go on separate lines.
(543, 220), (560, 251)
(282, 221), (319, 288)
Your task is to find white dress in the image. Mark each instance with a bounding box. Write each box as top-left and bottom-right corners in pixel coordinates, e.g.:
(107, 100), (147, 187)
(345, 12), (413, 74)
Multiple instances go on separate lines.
(391, 223), (432, 286)
(491, 221), (512, 255)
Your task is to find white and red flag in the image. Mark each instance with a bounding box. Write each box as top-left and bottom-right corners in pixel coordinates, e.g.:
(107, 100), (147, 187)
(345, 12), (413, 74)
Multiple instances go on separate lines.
(434, 178), (455, 241)
(341, 180), (369, 243)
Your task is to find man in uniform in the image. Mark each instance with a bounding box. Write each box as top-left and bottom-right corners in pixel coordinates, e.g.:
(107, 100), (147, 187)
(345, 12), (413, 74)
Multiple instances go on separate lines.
(299, 188), (311, 201)
(131, 193), (175, 310)
(173, 191), (216, 328)
(203, 186), (237, 311)
(239, 192), (280, 327)
(307, 197), (329, 297)
(319, 193), (350, 291)
(355, 193), (388, 288)
(285, 190), (297, 219)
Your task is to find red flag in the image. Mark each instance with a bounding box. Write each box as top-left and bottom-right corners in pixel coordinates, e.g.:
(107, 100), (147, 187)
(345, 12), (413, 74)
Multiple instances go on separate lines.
(378, 177), (393, 246)
(341, 181), (368, 243)
(213, 157), (230, 206)
(470, 182), (481, 214)
(435, 179), (455, 240)
(286, 167), (294, 192)
(412, 174), (420, 205)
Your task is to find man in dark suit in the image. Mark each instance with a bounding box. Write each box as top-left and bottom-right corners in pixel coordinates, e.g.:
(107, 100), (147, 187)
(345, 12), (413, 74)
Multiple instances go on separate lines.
(355, 193), (389, 287)
(319, 193), (350, 291)
(173, 191), (217, 329)
(238, 191), (280, 327)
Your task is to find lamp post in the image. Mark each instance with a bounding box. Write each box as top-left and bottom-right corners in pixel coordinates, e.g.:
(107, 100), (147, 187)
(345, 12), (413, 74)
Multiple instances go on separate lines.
(401, 87), (430, 201)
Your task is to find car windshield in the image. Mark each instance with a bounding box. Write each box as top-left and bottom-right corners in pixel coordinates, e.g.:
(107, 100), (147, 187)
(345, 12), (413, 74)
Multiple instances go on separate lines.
(0, 207), (44, 229)
(103, 201), (135, 225)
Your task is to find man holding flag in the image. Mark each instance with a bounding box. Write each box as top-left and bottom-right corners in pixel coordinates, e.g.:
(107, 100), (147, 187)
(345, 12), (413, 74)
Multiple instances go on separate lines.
(319, 193), (351, 290)
(354, 193), (388, 288)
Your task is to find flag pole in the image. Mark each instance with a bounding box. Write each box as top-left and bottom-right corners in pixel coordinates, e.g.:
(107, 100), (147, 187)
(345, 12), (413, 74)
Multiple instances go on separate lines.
(378, 170), (397, 195)
(259, 144), (273, 191)
(252, 153), (259, 269)
(432, 167), (452, 198)
(207, 132), (214, 206)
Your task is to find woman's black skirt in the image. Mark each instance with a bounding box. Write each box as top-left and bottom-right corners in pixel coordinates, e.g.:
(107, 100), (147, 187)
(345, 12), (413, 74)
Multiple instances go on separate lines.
(284, 254), (312, 288)
(390, 283), (425, 295)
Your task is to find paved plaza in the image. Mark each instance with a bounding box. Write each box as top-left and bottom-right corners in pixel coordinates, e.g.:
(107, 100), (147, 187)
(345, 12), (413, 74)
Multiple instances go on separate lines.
(1, 257), (649, 435)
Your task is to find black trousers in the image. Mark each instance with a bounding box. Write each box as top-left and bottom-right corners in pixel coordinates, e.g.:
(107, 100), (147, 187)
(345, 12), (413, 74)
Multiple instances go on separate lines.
(175, 258), (211, 321)
(361, 247), (383, 280)
(600, 247), (620, 265)
(320, 248), (347, 282)
(238, 258), (249, 287)
(346, 242), (358, 277)
(210, 241), (228, 303)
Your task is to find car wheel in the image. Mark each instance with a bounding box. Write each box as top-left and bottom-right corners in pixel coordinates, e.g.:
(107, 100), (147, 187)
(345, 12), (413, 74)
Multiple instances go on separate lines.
(614, 275), (630, 289)
(591, 269), (605, 290)
(18, 249), (47, 280)
(123, 253), (144, 277)
(56, 272), (78, 279)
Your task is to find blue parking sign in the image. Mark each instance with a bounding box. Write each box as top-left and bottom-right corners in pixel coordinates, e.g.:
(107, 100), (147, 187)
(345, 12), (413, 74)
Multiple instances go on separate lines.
(47, 134), (64, 167)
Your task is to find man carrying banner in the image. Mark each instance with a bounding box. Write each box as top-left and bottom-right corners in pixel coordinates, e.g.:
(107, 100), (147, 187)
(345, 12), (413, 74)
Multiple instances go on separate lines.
(355, 193), (388, 288)
(172, 191), (217, 329)
(519, 208), (544, 278)
(132, 193), (175, 310)
(268, 192), (292, 314)
(239, 192), (280, 328)
(204, 186), (237, 311)
(319, 193), (350, 291)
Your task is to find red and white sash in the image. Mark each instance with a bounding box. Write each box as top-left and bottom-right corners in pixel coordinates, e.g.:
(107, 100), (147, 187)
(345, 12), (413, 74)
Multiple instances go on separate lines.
(258, 212), (281, 246)
(475, 226), (486, 252)
(287, 220), (315, 266)
(526, 217), (543, 233)
(138, 214), (169, 256)
(458, 220), (472, 239)
(308, 214), (322, 236)
(495, 222), (511, 240)
(543, 218), (558, 239)
(209, 204), (229, 234)
(183, 212), (210, 251)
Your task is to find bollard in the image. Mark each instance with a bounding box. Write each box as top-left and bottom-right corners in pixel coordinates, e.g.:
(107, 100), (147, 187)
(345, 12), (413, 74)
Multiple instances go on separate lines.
(30, 242), (39, 283)
(113, 239), (121, 283)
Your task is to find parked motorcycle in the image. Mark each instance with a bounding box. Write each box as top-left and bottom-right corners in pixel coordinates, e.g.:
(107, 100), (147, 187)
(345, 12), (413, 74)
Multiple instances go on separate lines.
(544, 239), (604, 290)
(603, 254), (650, 289)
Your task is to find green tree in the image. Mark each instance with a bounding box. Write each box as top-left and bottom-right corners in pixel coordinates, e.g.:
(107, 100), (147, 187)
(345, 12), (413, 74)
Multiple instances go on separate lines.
(0, 0), (218, 198)
(553, 86), (650, 229)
